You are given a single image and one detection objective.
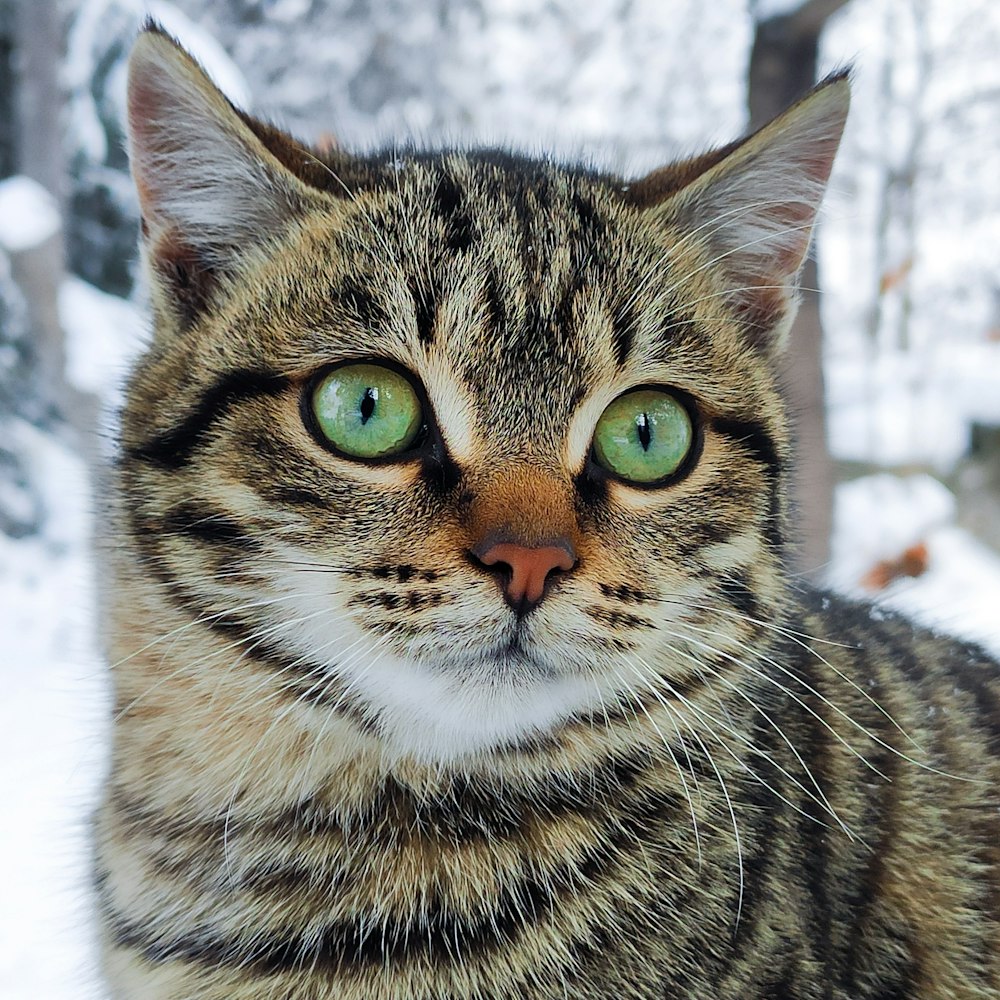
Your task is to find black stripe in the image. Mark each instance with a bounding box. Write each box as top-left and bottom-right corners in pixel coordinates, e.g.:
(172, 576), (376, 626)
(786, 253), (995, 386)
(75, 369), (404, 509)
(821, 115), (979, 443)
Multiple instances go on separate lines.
(757, 969), (800, 1000)
(693, 518), (733, 547)
(611, 301), (635, 367)
(793, 658), (838, 994)
(510, 177), (542, 263)
(434, 170), (476, 253)
(105, 863), (560, 972)
(840, 712), (910, 993)
(570, 191), (604, 238)
(130, 370), (289, 470)
(410, 277), (436, 345)
(482, 268), (506, 335)
(106, 787), (351, 898)
(262, 485), (329, 510)
(712, 416), (783, 550)
(721, 572), (761, 621)
(730, 705), (790, 964)
(949, 646), (1000, 737)
(191, 606), (375, 723)
(161, 502), (262, 551)
(107, 752), (656, 862)
(102, 780), (678, 977)
(349, 589), (446, 612)
(123, 504), (375, 724)
(598, 583), (652, 605)
(584, 605), (654, 630)
(154, 247), (215, 332)
(865, 977), (918, 1000)
(711, 417), (780, 481)
(335, 281), (386, 330)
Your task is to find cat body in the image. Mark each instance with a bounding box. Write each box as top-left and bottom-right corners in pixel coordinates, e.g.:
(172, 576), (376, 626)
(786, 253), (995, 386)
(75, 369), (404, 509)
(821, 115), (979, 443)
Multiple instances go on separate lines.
(96, 26), (1000, 999)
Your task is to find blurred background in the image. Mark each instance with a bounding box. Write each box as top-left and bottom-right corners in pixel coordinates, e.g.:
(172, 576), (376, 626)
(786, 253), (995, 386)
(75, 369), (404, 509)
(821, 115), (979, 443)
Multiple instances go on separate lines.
(1, 0), (998, 995)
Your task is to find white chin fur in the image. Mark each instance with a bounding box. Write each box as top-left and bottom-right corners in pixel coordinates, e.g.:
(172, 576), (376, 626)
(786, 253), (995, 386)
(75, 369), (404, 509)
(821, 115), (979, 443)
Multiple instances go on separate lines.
(268, 604), (602, 763)
(347, 646), (602, 763)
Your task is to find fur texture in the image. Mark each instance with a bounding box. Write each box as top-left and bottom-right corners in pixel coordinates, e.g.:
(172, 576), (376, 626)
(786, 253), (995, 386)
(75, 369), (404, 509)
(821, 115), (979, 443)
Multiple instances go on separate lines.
(95, 25), (1000, 999)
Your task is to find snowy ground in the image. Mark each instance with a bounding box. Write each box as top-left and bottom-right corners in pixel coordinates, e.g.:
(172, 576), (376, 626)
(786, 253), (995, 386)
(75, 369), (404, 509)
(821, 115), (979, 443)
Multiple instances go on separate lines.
(0, 427), (107, 1000)
(830, 473), (1000, 656)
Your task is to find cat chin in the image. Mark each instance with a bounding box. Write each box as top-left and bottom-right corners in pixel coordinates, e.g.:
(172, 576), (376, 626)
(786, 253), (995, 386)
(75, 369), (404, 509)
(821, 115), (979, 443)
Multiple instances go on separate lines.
(341, 645), (606, 765)
(264, 566), (610, 762)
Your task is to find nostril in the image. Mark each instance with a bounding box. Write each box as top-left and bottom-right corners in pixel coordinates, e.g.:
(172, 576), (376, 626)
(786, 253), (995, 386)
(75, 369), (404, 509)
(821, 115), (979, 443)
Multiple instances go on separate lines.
(468, 548), (514, 583)
(470, 538), (577, 608)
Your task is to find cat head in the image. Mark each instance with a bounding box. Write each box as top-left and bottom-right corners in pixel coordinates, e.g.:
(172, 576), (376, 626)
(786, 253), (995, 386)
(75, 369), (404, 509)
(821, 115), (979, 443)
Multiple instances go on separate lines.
(121, 24), (848, 763)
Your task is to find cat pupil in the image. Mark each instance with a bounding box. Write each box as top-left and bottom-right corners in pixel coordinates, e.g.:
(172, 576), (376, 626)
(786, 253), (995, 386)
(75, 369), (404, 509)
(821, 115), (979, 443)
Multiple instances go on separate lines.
(359, 387), (378, 424)
(637, 412), (652, 452)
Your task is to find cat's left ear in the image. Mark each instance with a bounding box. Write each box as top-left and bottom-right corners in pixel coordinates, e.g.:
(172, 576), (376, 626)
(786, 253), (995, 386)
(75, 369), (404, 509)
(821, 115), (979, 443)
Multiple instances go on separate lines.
(126, 23), (338, 330)
(627, 71), (849, 355)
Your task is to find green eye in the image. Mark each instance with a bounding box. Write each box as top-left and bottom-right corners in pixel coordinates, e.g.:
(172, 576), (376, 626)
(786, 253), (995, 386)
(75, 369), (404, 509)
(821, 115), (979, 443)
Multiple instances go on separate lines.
(311, 363), (423, 459)
(592, 389), (694, 484)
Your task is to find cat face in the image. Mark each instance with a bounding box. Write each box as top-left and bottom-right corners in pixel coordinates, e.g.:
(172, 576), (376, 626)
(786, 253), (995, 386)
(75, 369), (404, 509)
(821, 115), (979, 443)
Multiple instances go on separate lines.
(121, 27), (847, 762)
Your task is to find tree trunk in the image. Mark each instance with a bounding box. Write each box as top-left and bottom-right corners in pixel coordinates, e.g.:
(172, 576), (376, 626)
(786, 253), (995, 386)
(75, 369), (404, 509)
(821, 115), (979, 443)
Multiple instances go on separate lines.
(748, 0), (850, 577)
(11, 0), (99, 438)
(13, 0), (67, 419)
(0, 0), (15, 181)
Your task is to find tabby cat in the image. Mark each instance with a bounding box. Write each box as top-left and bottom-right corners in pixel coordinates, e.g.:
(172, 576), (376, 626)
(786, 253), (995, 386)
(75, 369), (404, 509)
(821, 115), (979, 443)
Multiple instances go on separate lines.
(96, 23), (1000, 1000)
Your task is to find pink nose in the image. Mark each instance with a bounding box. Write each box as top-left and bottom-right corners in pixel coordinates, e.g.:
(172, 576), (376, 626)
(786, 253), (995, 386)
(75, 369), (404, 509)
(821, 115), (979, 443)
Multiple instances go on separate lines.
(474, 541), (576, 607)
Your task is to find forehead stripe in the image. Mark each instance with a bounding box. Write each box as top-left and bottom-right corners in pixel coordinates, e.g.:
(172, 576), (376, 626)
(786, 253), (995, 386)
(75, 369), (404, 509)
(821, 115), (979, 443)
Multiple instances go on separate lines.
(610, 300), (636, 368)
(411, 280), (437, 346)
(433, 169), (477, 255)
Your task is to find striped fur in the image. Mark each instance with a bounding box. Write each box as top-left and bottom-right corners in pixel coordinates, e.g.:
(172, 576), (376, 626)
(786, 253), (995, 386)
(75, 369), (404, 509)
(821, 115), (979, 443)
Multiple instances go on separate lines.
(96, 25), (1000, 999)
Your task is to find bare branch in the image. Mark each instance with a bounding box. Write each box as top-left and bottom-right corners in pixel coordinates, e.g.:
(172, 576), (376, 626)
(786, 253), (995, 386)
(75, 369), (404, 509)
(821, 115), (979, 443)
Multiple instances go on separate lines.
(773, 0), (853, 40)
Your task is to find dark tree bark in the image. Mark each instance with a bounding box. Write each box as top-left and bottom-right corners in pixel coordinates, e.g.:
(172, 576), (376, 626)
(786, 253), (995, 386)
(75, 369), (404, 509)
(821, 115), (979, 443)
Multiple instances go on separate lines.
(0, 0), (15, 181)
(14, 0), (66, 203)
(10, 0), (99, 439)
(12, 0), (69, 422)
(748, 0), (850, 577)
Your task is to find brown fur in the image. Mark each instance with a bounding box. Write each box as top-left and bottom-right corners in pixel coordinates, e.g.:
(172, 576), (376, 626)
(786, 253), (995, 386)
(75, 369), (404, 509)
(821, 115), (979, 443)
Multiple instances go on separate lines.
(95, 25), (1000, 1000)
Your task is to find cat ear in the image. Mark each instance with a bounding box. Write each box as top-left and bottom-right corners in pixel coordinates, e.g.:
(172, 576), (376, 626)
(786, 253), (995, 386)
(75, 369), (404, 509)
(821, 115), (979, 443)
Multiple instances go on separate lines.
(628, 71), (850, 354)
(126, 23), (326, 323)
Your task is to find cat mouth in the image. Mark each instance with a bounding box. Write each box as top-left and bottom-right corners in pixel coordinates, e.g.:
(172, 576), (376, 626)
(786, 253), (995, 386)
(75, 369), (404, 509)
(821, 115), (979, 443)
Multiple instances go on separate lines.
(502, 630), (531, 658)
(491, 625), (552, 671)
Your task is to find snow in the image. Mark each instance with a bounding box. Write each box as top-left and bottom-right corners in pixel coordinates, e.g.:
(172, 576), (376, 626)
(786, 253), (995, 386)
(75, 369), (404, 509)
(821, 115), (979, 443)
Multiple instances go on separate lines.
(65, 0), (250, 214)
(60, 276), (145, 404)
(832, 472), (956, 572)
(0, 422), (108, 1000)
(939, 342), (1000, 425)
(883, 525), (1000, 656)
(829, 474), (1000, 658)
(0, 177), (62, 253)
(826, 340), (1000, 469)
(818, 0), (1000, 471)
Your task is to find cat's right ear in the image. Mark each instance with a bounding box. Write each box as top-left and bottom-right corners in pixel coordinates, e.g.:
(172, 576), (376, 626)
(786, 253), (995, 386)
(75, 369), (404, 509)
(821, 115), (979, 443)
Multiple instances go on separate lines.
(126, 23), (327, 325)
(626, 72), (849, 357)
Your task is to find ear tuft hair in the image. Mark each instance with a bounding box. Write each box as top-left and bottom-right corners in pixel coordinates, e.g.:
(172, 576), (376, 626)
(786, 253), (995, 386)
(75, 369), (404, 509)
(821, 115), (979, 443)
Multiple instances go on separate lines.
(631, 71), (850, 354)
(127, 25), (320, 266)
